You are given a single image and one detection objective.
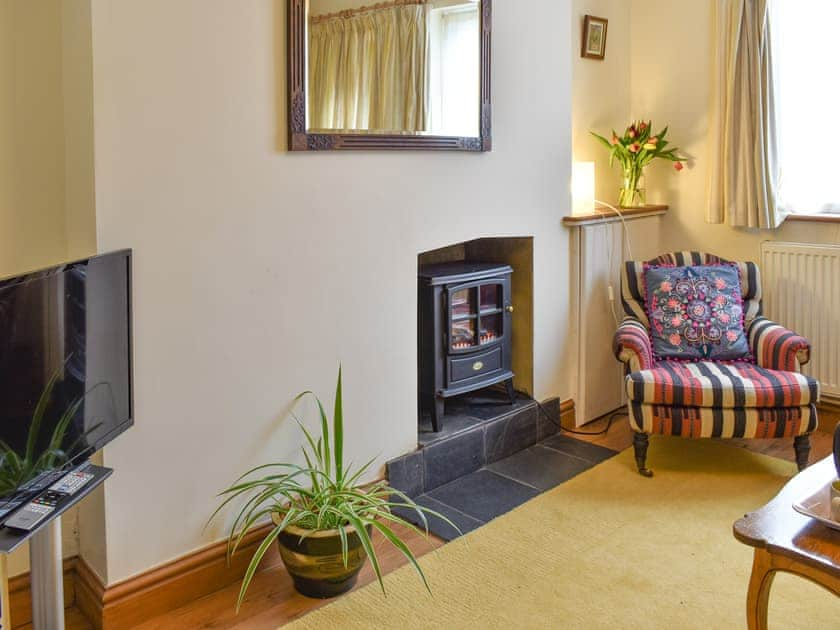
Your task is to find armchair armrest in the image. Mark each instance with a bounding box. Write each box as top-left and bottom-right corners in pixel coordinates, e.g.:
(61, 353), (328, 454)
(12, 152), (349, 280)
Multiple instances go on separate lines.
(748, 316), (811, 371)
(614, 317), (655, 372)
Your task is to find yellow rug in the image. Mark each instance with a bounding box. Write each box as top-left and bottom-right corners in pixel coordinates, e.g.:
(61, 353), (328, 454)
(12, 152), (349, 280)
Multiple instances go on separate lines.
(286, 438), (839, 629)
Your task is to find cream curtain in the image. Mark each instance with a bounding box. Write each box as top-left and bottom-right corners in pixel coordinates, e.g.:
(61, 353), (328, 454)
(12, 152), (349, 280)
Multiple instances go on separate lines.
(309, 4), (427, 132)
(707, 0), (782, 228)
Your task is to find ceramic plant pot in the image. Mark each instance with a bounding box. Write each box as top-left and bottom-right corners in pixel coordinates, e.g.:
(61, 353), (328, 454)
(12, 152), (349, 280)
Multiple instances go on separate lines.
(274, 517), (371, 599)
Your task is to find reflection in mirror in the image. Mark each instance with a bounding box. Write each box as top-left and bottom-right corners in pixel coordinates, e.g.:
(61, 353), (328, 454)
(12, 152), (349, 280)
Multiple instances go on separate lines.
(307, 0), (481, 137)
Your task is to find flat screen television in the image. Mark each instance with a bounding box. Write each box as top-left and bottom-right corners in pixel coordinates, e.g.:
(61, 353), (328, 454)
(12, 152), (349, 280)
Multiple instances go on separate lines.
(0, 249), (133, 506)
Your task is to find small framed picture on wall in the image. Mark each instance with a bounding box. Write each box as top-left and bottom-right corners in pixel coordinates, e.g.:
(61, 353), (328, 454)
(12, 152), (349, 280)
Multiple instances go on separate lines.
(581, 15), (608, 60)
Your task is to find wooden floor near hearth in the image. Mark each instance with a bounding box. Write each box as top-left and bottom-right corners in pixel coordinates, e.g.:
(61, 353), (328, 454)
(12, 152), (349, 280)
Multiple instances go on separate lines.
(48, 410), (838, 630)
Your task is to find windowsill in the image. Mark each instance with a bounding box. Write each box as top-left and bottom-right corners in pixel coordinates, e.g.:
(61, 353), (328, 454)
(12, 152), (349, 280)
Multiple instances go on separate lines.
(784, 213), (840, 224)
(562, 204), (669, 227)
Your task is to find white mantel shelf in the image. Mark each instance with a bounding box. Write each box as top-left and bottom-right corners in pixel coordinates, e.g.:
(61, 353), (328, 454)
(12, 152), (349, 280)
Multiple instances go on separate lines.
(562, 204), (669, 227)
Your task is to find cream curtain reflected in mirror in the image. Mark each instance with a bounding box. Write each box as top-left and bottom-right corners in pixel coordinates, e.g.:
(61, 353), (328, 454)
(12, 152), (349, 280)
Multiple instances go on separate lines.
(309, 2), (428, 132)
(307, 0), (480, 137)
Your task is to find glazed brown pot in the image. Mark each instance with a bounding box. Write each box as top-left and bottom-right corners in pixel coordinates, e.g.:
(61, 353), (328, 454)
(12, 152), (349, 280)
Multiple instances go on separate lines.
(274, 517), (371, 599)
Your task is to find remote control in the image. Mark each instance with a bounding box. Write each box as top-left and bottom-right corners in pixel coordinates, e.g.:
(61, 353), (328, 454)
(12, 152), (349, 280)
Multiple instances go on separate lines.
(50, 470), (94, 495)
(3, 469), (94, 531)
(3, 493), (64, 531)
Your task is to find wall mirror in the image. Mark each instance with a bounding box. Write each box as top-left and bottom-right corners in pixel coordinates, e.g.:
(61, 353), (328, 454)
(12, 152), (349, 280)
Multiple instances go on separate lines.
(288, 0), (491, 151)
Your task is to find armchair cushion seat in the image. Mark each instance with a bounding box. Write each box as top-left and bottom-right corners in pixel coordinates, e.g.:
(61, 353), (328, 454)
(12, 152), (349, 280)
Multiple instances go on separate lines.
(626, 361), (820, 409)
(628, 402), (818, 439)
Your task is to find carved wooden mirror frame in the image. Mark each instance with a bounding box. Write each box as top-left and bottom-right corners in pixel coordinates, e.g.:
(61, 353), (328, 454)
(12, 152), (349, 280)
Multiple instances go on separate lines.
(288, 0), (492, 152)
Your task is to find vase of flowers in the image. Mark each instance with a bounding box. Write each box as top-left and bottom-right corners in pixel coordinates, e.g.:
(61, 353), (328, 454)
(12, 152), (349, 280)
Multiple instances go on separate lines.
(591, 121), (686, 207)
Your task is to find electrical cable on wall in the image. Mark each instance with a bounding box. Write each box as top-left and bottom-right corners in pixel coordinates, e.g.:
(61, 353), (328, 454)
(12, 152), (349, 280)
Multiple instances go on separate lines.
(594, 199), (635, 326)
(594, 199), (634, 261)
(555, 199), (635, 435)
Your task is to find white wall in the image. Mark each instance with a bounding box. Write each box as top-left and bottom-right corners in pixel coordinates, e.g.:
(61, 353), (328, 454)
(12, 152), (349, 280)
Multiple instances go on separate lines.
(629, 0), (840, 262)
(571, 0), (631, 202)
(89, 0), (573, 583)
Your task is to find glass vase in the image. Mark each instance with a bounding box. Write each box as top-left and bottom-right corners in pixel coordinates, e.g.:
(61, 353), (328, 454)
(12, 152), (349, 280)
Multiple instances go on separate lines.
(619, 165), (646, 207)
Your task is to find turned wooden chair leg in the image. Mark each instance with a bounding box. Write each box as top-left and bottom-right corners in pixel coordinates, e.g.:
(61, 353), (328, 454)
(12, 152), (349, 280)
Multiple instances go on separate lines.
(793, 435), (811, 471)
(633, 432), (653, 477)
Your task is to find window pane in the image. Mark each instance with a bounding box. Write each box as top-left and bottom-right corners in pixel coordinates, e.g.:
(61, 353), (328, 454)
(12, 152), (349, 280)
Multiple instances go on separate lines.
(428, 5), (480, 137)
(772, 0), (840, 214)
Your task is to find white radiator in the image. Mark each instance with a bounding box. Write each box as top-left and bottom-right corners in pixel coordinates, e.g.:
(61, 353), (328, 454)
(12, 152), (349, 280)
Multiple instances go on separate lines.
(761, 242), (840, 399)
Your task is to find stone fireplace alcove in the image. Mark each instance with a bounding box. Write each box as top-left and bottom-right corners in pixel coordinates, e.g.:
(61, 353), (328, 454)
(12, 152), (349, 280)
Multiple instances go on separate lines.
(384, 236), (611, 541)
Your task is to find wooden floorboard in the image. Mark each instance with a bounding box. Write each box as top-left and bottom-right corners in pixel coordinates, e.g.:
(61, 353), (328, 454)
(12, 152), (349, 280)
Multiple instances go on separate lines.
(18, 607), (92, 630)
(58, 409), (839, 629)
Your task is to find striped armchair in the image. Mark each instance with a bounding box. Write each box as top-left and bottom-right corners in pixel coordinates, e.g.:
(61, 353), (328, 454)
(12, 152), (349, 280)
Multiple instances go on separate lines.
(614, 252), (819, 476)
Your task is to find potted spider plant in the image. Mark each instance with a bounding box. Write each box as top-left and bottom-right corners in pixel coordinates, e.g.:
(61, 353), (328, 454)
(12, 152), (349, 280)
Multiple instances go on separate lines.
(211, 367), (456, 608)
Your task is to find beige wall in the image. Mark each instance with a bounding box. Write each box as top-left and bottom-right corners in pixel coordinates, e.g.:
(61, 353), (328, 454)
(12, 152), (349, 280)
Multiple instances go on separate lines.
(61, 0), (97, 260)
(629, 0), (840, 262)
(0, 0), (97, 578)
(89, 0), (573, 583)
(58, 0), (107, 581)
(0, 0), (96, 272)
(0, 0), (69, 277)
(571, 0), (631, 202)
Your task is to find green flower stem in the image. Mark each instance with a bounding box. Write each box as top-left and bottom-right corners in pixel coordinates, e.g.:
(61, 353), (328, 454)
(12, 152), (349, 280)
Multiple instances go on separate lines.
(619, 163), (644, 207)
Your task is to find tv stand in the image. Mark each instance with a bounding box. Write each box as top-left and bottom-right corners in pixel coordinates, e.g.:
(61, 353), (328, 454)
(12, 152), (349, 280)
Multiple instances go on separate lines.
(0, 463), (112, 628)
(29, 520), (64, 628)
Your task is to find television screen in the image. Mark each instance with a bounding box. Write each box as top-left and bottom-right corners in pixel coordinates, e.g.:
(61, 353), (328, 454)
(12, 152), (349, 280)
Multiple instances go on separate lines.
(0, 250), (132, 502)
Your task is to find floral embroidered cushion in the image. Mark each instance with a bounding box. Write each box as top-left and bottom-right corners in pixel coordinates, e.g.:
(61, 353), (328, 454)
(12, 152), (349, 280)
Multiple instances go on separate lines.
(643, 264), (751, 362)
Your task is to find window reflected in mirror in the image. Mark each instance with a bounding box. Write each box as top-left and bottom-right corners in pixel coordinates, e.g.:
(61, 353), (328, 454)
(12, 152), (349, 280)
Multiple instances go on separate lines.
(307, 0), (481, 137)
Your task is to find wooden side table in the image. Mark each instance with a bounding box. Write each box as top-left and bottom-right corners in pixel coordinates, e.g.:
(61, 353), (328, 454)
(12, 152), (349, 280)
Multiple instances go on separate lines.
(733, 457), (840, 629)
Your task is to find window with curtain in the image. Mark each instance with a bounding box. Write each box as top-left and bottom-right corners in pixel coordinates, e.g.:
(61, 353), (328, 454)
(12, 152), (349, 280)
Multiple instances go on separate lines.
(771, 0), (840, 215)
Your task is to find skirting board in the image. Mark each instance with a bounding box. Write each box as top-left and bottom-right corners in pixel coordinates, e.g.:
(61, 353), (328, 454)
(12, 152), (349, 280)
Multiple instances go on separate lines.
(12, 399), (578, 627)
(4, 528), (281, 630)
(558, 398), (577, 429)
(76, 523), (283, 629)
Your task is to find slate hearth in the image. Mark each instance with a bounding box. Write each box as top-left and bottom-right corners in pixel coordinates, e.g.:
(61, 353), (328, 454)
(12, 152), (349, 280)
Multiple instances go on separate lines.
(387, 389), (618, 541)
